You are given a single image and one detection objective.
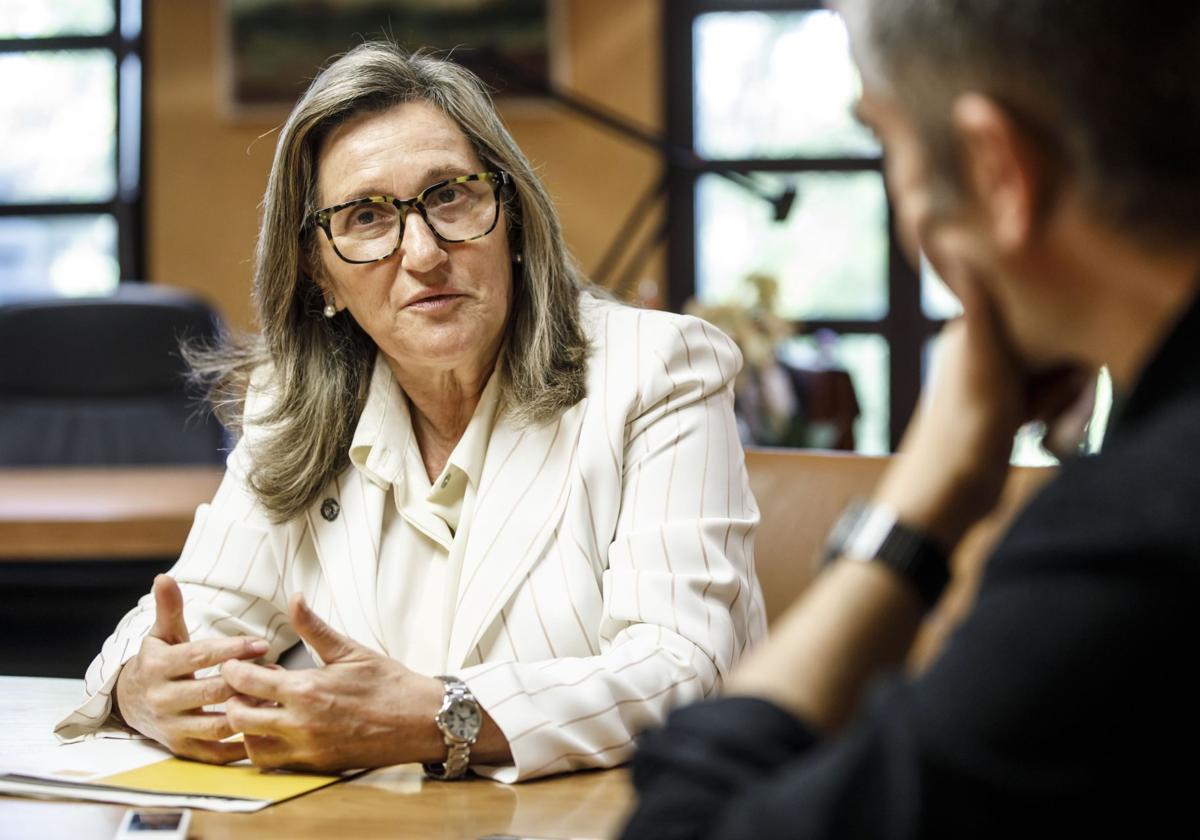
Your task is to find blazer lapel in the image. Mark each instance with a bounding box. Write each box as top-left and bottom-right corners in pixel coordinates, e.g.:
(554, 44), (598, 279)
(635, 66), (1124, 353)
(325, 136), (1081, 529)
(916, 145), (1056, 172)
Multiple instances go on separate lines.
(303, 472), (390, 654)
(446, 399), (588, 669)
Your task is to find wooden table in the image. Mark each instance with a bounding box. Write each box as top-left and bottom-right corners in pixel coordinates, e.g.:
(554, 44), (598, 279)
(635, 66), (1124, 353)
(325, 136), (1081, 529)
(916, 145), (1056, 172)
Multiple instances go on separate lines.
(0, 676), (634, 839)
(0, 768), (633, 840)
(0, 466), (223, 559)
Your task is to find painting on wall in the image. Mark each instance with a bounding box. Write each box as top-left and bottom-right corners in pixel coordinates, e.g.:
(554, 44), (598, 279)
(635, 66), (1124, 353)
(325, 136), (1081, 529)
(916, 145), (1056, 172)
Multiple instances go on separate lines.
(222, 0), (566, 118)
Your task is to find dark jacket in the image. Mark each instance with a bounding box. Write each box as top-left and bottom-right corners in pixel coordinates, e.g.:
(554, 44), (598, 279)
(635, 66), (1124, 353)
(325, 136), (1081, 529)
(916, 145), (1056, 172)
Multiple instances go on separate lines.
(622, 291), (1200, 839)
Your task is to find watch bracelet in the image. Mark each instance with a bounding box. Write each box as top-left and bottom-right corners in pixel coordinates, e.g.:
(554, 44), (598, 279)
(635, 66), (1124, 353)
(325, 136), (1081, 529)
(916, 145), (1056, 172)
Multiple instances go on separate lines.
(425, 675), (479, 780)
(425, 741), (471, 780)
(876, 516), (951, 608)
(824, 498), (951, 610)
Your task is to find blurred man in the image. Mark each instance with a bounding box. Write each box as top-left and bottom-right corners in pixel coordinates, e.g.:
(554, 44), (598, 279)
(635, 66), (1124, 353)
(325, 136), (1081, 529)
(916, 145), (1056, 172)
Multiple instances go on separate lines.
(623, 2), (1200, 836)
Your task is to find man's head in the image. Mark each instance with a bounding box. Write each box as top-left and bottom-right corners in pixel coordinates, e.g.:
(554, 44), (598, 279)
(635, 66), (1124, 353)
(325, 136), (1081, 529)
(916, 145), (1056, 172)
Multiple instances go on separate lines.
(841, 0), (1200, 372)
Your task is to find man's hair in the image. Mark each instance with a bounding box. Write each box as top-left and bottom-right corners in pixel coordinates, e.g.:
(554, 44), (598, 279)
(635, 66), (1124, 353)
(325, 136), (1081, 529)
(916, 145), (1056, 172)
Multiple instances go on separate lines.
(192, 42), (589, 523)
(848, 0), (1200, 244)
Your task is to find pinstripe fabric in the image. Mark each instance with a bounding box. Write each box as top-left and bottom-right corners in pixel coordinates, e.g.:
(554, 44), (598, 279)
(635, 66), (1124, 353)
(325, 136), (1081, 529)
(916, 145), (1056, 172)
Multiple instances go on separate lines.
(55, 292), (766, 782)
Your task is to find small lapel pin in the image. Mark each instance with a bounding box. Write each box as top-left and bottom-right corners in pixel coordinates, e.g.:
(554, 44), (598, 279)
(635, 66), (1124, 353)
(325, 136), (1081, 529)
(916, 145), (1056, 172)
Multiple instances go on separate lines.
(320, 498), (340, 522)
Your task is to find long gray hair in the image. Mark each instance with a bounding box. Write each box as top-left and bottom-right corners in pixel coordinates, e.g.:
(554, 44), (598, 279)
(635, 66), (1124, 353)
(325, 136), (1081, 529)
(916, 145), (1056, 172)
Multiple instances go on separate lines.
(194, 42), (589, 523)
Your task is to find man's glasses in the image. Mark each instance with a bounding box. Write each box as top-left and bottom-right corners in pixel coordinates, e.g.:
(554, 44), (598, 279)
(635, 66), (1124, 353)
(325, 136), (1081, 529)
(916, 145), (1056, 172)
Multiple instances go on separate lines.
(309, 170), (510, 264)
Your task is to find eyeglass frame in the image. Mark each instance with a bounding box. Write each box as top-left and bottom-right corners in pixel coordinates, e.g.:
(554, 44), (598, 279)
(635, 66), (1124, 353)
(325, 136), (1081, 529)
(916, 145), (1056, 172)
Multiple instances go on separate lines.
(308, 170), (512, 265)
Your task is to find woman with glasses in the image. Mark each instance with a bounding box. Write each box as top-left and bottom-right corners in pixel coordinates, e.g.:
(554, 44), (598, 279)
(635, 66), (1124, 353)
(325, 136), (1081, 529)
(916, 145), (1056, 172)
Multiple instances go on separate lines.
(57, 42), (765, 783)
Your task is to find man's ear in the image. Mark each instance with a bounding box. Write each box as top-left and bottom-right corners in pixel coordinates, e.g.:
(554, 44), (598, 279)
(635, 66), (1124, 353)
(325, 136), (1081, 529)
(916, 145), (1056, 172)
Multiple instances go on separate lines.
(951, 93), (1053, 253)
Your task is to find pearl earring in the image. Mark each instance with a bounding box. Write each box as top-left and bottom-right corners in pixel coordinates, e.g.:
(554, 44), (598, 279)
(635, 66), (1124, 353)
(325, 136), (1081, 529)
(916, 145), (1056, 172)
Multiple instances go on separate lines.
(323, 304), (337, 319)
(513, 253), (524, 265)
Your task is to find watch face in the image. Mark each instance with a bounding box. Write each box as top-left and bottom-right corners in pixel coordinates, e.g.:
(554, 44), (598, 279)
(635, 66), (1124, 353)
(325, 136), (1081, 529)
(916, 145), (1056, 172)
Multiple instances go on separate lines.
(444, 697), (482, 740)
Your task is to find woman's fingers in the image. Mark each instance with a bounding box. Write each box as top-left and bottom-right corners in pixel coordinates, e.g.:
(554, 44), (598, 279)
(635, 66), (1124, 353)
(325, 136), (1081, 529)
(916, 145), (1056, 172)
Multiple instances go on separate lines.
(169, 710), (240, 742)
(154, 636), (270, 680)
(122, 590), (274, 765)
(155, 674), (241, 713)
(175, 736), (248, 766)
(242, 733), (295, 770)
(220, 660), (289, 704)
(224, 693), (289, 736)
(149, 575), (190, 645)
(288, 593), (362, 664)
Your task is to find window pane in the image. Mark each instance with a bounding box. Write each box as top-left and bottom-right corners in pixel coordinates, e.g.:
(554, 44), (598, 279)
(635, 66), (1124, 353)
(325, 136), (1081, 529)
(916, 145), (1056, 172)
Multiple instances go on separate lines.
(0, 0), (114, 37)
(694, 10), (879, 159)
(695, 171), (888, 320)
(0, 215), (119, 297)
(782, 333), (890, 455)
(119, 53), (142, 199)
(121, 0), (142, 39)
(0, 51), (116, 204)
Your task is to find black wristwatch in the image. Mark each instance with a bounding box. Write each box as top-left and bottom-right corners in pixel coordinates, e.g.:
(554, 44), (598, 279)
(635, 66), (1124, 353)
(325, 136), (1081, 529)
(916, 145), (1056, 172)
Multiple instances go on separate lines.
(822, 498), (951, 610)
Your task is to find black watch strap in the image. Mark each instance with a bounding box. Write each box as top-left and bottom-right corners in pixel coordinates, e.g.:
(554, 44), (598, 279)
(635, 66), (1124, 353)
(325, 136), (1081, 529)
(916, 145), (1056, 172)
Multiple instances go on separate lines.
(823, 499), (951, 610)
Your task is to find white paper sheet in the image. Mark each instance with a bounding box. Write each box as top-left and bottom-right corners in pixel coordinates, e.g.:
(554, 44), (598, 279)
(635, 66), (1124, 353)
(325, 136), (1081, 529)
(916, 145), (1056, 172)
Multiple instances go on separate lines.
(0, 676), (301, 812)
(6, 735), (172, 783)
(0, 777), (269, 812)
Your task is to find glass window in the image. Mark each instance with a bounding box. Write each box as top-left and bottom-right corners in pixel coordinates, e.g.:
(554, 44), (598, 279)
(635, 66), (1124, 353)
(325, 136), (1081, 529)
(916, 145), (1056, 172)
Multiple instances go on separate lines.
(0, 51), (117, 205)
(0, 0), (115, 38)
(118, 53), (142, 198)
(120, 0), (141, 40)
(695, 171), (888, 320)
(680, 4), (938, 452)
(0, 1), (140, 299)
(694, 10), (878, 159)
(0, 215), (119, 297)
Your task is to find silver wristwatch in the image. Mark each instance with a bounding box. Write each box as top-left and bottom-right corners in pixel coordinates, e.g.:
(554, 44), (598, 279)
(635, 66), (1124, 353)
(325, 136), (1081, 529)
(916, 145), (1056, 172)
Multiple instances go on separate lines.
(424, 675), (482, 780)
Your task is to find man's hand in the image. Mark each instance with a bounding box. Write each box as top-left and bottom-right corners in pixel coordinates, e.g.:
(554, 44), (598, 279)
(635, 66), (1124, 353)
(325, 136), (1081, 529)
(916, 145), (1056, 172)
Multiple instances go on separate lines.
(875, 275), (1093, 548)
(220, 594), (448, 772)
(728, 271), (1092, 730)
(114, 575), (268, 764)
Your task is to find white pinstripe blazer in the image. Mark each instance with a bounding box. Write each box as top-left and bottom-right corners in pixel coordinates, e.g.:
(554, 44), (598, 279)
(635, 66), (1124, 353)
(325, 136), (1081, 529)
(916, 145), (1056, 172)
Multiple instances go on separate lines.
(58, 292), (767, 782)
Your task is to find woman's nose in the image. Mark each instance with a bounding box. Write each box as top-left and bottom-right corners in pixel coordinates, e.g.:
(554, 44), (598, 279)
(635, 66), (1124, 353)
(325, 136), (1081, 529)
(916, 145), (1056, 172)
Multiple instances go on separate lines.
(399, 210), (448, 273)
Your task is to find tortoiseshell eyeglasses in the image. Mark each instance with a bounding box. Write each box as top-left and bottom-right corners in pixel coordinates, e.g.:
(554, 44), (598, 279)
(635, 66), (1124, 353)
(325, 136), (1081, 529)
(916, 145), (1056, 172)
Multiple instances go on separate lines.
(309, 170), (510, 264)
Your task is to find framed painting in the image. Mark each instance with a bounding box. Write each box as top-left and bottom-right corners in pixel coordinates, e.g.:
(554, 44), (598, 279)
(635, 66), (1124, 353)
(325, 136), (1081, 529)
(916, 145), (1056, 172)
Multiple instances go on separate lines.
(221, 0), (567, 119)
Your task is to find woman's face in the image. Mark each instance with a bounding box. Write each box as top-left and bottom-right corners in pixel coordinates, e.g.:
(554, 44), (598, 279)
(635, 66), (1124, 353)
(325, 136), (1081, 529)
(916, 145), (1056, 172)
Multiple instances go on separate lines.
(313, 100), (513, 381)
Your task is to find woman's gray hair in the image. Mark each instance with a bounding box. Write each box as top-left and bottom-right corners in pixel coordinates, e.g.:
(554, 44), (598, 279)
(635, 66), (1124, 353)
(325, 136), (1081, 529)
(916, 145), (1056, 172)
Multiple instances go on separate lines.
(193, 42), (589, 523)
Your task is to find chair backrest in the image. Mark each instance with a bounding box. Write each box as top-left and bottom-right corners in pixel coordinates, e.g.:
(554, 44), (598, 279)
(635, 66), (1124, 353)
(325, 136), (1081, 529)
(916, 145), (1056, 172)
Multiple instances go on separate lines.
(0, 283), (229, 466)
(745, 447), (1053, 668)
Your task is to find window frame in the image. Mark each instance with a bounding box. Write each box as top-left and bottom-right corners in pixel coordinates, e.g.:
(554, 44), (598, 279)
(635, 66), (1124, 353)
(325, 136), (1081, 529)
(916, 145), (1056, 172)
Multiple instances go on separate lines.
(0, 1), (146, 284)
(664, 0), (942, 450)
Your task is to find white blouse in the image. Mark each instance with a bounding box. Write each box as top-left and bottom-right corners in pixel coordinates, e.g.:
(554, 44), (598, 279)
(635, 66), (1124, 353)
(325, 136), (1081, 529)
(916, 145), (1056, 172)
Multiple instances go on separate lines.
(369, 369), (500, 676)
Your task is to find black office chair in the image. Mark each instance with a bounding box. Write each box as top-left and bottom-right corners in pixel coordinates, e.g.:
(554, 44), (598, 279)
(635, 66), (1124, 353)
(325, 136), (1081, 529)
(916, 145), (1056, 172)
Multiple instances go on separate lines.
(0, 283), (229, 466)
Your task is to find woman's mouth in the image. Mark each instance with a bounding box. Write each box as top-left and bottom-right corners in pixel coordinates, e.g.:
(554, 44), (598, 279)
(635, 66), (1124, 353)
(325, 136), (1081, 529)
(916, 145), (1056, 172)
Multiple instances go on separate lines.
(406, 293), (465, 311)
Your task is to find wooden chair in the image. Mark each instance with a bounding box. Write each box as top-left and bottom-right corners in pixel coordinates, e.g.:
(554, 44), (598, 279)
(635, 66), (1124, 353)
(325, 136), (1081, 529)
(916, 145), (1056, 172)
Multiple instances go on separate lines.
(744, 447), (1053, 669)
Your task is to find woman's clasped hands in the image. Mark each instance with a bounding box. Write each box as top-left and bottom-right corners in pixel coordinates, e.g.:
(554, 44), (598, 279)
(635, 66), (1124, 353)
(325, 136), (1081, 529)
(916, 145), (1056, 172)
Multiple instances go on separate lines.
(115, 575), (446, 771)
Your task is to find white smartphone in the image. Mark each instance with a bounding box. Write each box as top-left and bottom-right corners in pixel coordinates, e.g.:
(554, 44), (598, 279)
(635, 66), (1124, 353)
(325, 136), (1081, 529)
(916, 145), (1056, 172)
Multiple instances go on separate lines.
(114, 808), (192, 839)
